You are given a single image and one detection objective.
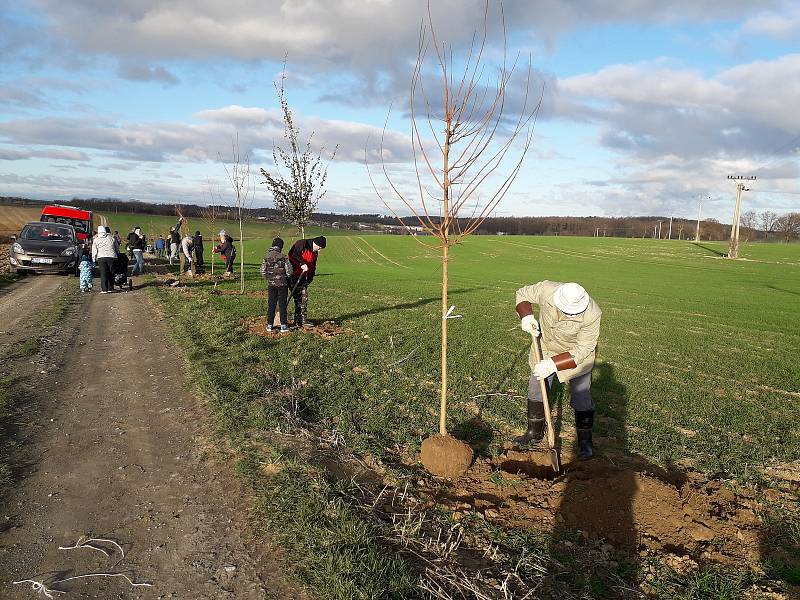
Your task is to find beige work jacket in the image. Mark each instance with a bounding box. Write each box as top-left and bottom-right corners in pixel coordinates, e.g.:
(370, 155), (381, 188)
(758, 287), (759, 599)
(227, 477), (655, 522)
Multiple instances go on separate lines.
(515, 280), (602, 383)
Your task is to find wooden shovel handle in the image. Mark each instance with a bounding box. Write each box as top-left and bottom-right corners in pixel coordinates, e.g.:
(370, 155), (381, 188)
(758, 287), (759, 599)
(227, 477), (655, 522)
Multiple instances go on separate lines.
(532, 335), (557, 450)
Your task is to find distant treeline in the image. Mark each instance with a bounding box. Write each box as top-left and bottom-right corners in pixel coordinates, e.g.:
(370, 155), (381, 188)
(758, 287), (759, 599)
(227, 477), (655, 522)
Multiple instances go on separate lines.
(2, 196), (797, 241)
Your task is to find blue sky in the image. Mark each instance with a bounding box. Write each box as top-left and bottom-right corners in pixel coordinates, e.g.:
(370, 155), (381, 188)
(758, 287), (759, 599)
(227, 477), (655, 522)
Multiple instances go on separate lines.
(1, 1), (799, 221)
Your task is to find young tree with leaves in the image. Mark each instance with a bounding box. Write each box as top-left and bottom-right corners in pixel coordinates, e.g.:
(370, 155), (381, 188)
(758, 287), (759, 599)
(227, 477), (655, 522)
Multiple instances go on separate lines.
(261, 69), (337, 239)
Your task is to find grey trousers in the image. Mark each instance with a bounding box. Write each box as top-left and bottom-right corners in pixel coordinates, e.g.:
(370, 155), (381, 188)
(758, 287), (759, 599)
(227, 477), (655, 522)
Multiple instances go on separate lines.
(528, 370), (593, 412)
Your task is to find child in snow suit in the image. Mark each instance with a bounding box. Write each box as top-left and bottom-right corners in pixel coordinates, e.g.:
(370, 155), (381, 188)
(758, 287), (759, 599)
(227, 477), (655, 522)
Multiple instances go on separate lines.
(261, 237), (292, 333)
(78, 253), (93, 292)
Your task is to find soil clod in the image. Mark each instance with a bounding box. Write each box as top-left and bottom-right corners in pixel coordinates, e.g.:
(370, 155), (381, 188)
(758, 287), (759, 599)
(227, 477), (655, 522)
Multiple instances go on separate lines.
(420, 434), (473, 479)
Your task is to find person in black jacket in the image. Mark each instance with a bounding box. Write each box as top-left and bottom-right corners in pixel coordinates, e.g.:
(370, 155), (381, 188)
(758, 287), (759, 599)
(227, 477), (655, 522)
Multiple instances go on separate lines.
(168, 218), (182, 265)
(192, 231), (204, 272)
(261, 237), (292, 333)
(212, 229), (236, 277)
(127, 226), (145, 275)
(287, 236), (326, 327)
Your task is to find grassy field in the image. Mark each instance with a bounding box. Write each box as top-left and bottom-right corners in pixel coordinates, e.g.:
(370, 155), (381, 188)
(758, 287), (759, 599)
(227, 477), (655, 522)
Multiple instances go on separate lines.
(150, 233), (799, 598)
(99, 211), (343, 243)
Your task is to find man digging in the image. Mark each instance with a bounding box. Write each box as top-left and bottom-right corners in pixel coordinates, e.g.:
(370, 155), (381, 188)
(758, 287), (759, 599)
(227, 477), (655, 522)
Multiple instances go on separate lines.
(287, 236), (326, 328)
(514, 281), (602, 460)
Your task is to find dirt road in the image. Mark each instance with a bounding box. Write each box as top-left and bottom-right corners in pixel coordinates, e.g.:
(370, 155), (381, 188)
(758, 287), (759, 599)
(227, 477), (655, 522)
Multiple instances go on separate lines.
(0, 277), (305, 599)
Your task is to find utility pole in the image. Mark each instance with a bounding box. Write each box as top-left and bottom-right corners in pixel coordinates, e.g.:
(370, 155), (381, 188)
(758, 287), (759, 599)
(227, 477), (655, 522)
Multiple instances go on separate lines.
(667, 216), (673, 240)
(695, 194), (708, 242)
(727, 175), (756, 259)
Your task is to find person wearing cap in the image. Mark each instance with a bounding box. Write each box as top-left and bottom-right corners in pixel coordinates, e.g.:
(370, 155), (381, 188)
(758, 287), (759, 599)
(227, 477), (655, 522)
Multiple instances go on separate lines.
(261, 237), (292, 333)
(287, 236), (326, 327)
(514, 280), (602, 460)
(212, 229), (236, 277)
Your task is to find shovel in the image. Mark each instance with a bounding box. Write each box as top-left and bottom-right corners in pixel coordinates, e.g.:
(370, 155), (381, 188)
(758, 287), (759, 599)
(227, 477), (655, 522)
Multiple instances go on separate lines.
(532, 334), (561, 473)
(289, 271), (306, 297)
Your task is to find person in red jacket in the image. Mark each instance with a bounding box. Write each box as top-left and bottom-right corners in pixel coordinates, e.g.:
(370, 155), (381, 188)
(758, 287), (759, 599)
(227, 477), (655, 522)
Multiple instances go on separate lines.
(287, 236), (326, 327)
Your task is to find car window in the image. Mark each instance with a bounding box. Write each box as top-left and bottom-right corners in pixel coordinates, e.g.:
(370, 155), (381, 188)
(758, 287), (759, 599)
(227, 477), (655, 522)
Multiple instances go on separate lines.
(42, 215), (89, 233)
(21, 224), (75, 241)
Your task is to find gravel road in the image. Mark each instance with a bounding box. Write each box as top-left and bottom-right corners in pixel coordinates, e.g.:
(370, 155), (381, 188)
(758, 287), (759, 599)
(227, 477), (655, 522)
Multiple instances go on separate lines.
(0, 278), (305, 599)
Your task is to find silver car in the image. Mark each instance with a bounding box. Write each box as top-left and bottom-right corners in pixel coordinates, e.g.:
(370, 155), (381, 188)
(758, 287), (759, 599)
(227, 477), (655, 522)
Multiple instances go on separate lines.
(9, 221), (81, 276)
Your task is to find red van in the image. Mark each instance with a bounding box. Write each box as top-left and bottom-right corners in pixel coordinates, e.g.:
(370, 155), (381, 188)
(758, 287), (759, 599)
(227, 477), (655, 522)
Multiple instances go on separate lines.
(39, 205), (94, 247)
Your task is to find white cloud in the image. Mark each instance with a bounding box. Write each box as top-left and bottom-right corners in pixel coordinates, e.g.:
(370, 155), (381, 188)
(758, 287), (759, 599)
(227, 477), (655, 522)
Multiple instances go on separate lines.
(118, 62), (180, 84)
(0, 105), (413, 164)
(556, 55), (800, 160)
(0, 147), (89, 161)
(741, 5), (800, 40)
(30, 1), (780, 69)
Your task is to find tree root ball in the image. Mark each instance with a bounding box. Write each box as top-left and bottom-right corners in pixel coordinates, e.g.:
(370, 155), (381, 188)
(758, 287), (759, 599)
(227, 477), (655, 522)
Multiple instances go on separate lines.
(420, 434), (474, 479)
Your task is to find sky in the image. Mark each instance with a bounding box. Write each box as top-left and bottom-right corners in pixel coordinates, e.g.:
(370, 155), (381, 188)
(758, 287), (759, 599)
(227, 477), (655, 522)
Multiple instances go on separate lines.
(1, 0), (800, 221)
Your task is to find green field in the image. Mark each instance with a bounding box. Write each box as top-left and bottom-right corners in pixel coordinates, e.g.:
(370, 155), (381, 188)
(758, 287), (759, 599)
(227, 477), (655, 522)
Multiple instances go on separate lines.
(148, 232), (800, 598)
(100, 211), (341, 242)
(153, 234), (800, 477)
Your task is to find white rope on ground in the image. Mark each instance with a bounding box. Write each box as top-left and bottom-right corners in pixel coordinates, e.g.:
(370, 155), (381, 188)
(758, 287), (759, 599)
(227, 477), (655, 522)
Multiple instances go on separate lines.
(13, 535), (152, 597)
(12, 573), (151, 597)
(58, 536), (125, 559)
(11, 579), (64, 598)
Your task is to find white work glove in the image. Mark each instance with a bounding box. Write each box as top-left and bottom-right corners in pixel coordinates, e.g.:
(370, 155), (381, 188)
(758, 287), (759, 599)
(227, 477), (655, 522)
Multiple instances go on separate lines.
(300, 264), (309, 273)
(520, 314), (539, 336)
(533, 358), (557, 380)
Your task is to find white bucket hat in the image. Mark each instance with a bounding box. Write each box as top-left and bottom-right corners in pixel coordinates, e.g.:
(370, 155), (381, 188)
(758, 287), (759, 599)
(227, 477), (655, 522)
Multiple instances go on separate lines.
(553, 282), (590, 315)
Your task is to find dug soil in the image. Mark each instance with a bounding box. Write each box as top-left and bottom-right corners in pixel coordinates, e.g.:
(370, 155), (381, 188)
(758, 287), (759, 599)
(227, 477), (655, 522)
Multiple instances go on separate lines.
(243, 316), (353, 340)
(421, 447), (776, 566)
(0, 278), (305, 599)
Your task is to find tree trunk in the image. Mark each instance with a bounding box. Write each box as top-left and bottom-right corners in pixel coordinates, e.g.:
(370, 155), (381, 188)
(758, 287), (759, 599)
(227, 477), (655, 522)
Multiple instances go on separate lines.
(209, 227), (215, 276)
(239, 216), (245, 294)
(300, 225), (305, 239)
(439, 122), (451, 437)
(440, 242), (449, 436)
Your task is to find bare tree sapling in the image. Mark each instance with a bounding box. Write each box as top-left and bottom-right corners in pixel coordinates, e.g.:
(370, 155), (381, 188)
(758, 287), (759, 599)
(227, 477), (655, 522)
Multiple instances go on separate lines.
(369, 2), (538, 477)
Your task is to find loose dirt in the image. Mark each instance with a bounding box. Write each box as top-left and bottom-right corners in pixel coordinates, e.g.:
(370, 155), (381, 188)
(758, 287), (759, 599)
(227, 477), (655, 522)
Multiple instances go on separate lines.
(421, 447), (775, 566)
(0, 280), (305, 599)
(419, 434), (474, 479)
(243, 316), (353, 340)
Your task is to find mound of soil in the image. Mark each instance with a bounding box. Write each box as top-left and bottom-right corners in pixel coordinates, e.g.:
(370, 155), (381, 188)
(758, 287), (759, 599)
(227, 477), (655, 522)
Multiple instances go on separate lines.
(423, 449), (771, 564)
(243, 316), (353, 340)
(420, 434), (474, 479)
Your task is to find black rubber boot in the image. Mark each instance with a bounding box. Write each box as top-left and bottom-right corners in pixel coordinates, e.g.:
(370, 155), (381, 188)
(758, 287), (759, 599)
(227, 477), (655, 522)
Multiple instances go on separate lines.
(514, 400), (546, 446)
(575, 410), (594, 460)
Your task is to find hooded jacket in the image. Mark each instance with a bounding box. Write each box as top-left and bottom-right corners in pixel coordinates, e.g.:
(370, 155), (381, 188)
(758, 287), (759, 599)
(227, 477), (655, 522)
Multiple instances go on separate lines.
(261, 246), (292, 287)
(288, 239), (319, 283)
(92, 229), (118, 261)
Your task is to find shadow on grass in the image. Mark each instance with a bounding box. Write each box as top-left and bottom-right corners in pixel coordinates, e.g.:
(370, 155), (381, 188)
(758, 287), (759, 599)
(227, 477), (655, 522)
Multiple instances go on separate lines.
(692, 242), (727, 257)
(328, 287), (479, 323)
(766, 284), (800, 297)
(451, 415), (494, 456)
